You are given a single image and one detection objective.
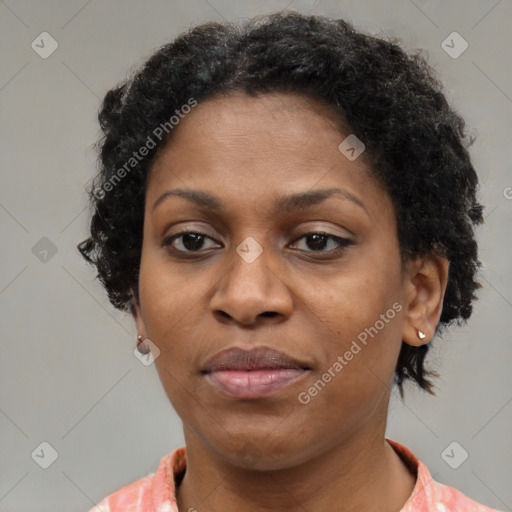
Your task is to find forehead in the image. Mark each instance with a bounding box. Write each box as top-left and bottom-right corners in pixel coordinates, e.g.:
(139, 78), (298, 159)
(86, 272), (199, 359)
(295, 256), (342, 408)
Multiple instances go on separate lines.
(146, 91), (391, 221)
(173, 91), (347, 135)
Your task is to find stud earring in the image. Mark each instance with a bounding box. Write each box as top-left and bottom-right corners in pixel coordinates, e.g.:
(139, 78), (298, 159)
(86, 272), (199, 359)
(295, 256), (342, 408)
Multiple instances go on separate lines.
(417, 330), (426, 340)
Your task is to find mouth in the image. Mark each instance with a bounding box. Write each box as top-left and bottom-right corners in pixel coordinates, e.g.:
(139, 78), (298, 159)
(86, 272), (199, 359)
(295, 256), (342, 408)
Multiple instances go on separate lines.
(202, 346), (311, 400)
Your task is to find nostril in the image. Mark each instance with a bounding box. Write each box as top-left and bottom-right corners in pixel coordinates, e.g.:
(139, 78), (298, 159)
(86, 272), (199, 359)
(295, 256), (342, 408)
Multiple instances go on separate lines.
(260, 311), (278, 318)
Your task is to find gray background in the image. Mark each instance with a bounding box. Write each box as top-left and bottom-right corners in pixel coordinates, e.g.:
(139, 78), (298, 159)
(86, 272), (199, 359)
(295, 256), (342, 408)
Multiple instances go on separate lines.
(1, 1), (511, 511)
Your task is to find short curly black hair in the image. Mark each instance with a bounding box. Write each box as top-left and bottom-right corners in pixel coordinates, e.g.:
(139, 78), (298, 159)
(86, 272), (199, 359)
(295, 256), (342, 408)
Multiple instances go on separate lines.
(77, 11), (483, 397)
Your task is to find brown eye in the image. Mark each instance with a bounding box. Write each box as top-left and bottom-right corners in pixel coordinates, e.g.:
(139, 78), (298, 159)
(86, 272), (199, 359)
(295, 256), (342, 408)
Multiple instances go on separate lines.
(289, 232), (353, 254)
(163, 231), (221, 253)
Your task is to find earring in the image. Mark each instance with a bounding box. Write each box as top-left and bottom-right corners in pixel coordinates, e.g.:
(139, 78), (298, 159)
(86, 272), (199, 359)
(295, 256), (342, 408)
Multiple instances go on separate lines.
(417, 330), (426, 340)
(136, 334), (150, 354)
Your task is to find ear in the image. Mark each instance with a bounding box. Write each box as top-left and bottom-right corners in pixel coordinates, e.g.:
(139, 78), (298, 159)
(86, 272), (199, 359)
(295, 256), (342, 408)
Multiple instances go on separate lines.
(131, 298), (147, 341)
(401, 253), (449, 346)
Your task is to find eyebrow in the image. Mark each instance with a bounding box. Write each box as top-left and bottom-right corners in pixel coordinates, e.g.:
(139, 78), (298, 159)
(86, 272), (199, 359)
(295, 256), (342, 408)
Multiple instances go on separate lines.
(151, 187), (368, 215)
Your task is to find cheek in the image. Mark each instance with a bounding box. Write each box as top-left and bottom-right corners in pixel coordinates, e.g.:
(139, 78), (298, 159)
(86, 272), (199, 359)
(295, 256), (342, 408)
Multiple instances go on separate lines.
(139, 262), (208, 416)
(138, 256), (196, 361)
(307, 264), (402, 343)
(302, 253), (404, 393)
(295, 312), (402, 438)
(139, 244), (200, 323)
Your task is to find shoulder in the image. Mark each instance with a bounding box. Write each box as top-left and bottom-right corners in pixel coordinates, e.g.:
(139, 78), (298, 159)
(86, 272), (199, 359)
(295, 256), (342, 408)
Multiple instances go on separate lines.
(426, 480), (504, 512)
(86, 447), (186, 512)
(386, 439), (503, 512)
(86, 471), (156, 512)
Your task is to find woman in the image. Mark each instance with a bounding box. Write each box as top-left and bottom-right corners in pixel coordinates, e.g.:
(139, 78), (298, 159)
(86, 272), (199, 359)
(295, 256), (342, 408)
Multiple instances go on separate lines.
(78, 11), (501, 512)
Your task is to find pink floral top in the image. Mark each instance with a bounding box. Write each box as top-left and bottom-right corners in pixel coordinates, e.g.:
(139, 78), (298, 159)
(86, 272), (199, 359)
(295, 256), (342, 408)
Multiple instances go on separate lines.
(89, 438), (502, 511)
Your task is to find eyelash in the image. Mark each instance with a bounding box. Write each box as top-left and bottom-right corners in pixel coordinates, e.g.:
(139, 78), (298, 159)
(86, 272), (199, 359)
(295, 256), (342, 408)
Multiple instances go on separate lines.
(162, 230), (353, 258)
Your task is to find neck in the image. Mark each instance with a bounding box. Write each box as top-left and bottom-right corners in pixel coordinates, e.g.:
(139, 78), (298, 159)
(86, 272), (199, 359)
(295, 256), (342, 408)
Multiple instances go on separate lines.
(175, 426), (416, 512)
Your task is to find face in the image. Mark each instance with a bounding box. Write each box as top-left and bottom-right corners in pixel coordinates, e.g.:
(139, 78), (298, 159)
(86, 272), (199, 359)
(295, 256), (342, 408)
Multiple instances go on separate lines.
(133, 91), (419, 470)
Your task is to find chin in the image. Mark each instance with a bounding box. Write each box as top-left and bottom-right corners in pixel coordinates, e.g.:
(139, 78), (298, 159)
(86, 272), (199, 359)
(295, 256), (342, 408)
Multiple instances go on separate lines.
(207, 433), (317, 471)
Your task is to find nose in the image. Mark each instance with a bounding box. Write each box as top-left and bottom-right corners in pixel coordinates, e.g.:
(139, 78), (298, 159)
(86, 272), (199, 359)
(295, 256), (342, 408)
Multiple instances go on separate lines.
(209, 241), (293, 327)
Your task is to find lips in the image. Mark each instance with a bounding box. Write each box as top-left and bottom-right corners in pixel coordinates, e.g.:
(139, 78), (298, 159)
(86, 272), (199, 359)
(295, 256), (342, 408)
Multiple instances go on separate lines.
(202, 346), (310, 373)
(202, 346), (311, 400)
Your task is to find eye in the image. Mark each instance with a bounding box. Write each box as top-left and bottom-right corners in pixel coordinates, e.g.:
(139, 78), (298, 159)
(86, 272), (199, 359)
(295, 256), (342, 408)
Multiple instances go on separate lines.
(288, 232), (353, 254)
(163, 230), (353, 257)
(163, 231), (221, 254)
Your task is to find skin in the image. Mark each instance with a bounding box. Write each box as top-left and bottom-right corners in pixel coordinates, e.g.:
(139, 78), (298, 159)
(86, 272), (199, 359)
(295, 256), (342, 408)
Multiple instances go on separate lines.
(132, 91), (449, 512)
